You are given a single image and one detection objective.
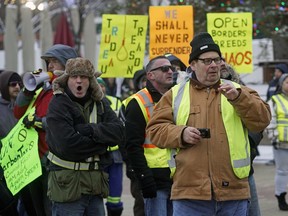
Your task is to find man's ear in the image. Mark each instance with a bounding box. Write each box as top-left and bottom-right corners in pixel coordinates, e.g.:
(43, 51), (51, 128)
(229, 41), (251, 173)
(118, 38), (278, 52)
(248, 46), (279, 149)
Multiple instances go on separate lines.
(190, 61), (196, 71)
(146, 71), (154, 80)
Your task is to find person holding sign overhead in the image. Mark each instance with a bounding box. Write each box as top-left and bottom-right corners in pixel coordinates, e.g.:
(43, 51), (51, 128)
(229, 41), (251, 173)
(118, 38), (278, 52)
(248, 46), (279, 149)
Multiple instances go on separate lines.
(146, 32), (271, 216)
(14, 44), (78, 216)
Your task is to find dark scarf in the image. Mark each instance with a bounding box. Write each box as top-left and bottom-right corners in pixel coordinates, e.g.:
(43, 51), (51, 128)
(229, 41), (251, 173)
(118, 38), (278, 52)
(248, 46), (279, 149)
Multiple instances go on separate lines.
(65, 87), (91, 107)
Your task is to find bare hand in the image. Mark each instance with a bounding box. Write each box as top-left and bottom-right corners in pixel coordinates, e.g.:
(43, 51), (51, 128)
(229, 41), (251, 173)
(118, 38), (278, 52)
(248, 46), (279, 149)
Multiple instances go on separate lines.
(183, 127), (201, 145)
(218, 83), (239, 100)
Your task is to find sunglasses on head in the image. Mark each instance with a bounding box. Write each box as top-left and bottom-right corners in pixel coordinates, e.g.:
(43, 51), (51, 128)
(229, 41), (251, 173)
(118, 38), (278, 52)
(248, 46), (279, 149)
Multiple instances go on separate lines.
(150, 65), (175, 73)
(9, 81), (23, 88)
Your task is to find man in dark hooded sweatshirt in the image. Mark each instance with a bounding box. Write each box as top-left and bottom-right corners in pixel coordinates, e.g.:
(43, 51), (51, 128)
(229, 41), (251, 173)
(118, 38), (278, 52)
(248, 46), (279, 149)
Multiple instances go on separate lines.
(0, 70), (22, 216)
(14, 44), (78, 216)
(0, 71), (36, 216)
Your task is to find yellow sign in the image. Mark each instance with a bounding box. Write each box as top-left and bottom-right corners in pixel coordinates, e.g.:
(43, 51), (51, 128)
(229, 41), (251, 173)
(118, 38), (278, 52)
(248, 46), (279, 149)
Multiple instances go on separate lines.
(207, 13), (253, 73)
(0, 108), (41, 195)
(149, 5), (193, 66)
(98, 14), (148, 78)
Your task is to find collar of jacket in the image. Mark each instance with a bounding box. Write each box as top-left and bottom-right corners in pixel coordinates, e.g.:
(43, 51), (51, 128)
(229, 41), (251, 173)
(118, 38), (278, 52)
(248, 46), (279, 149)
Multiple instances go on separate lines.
(146, 80), (163, 103)
(190, 72), (221, 92)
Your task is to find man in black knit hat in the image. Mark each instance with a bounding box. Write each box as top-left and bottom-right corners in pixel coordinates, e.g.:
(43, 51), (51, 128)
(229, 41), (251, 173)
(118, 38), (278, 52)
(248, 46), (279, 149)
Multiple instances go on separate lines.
(146, 32), (271, 215)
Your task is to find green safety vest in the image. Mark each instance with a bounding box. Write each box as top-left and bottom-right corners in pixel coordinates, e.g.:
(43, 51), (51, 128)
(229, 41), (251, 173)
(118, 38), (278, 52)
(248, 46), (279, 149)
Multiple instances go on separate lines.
(170, 79), (250, 179)
(271, 94), (288, 142)
(131, 88), (169, 168)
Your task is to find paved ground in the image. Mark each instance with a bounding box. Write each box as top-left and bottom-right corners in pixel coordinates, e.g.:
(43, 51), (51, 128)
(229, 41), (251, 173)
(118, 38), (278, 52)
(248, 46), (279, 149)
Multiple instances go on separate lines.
(253, 145), (286, 216)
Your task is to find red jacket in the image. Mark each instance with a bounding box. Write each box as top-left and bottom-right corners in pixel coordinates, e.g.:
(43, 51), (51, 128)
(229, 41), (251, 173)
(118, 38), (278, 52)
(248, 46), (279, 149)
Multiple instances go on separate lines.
(14, 89), (53, 158)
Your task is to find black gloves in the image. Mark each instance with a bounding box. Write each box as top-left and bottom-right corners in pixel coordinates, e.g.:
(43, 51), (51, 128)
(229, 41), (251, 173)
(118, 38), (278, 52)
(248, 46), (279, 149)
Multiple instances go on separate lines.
(139, 175), (157, 198)
(23, 113), (43, 129)
(126, 164), (137, 180)
(75, 124), (93, 137)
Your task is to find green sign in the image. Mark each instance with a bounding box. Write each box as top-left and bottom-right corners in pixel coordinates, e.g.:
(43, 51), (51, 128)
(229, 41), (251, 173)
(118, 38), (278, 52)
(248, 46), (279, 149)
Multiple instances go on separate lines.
(0, 108), (41, 195)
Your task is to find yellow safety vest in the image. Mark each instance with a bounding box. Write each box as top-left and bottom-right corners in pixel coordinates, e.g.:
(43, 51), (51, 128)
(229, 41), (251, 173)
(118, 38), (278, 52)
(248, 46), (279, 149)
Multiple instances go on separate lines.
(106, 95), (122, 152)
(271, 94), (288, 142)
(170, 79), (250, 179)
(132, 88), (169, 168)
(106, 95), (122, 112)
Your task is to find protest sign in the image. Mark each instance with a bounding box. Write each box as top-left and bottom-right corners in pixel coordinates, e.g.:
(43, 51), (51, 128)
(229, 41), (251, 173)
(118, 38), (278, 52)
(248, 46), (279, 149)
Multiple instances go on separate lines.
(98, 14), (148, 78)
(0, 108), (41, 195)
(207, 13), (253, 73)
(149, 5), (193, 65)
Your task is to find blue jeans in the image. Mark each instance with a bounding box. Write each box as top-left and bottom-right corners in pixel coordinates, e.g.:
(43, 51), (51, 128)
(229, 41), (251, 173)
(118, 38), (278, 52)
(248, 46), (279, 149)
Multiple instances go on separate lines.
(144, 189), (173, 216)
(52, 194), (105, 216)
(173, 199), (249, 216)
(248, 175), (261, 216)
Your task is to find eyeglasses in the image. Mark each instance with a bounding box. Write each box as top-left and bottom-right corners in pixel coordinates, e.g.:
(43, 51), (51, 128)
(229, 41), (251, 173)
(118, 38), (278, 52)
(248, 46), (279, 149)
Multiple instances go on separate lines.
(150, 65), (175, 72)
(9, 81), (23, 88)
(197, 57), (222, 65)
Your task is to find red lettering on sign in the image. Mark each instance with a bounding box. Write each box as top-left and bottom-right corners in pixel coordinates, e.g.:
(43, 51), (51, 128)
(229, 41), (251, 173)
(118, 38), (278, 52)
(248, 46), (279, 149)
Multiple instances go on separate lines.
(224, 51), (252, 66)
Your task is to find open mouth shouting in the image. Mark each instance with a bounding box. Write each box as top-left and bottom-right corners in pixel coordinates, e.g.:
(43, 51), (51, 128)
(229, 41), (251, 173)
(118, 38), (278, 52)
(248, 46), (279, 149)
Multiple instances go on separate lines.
(74, 85), (86, 98)
(68, 75), (90, 98)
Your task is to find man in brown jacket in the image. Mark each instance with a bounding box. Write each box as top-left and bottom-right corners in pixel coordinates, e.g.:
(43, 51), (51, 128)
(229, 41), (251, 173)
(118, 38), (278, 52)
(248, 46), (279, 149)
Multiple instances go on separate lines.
(146, 32), (271, 216)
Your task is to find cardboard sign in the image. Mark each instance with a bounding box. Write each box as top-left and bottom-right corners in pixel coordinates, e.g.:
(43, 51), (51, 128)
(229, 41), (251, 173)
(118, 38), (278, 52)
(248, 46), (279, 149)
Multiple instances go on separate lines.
(207, 13), (253, 73)
(98, 14), (148, 78)
(149, 5), (193, 65)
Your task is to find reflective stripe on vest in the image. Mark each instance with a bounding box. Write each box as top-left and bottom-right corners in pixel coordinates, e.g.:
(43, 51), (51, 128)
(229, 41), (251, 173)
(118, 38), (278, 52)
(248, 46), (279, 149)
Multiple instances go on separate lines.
(87, 103), (101, 161)
(133, 88), (169, 168)
(133, 88), (154, 123)
(89, 103), (97, 123)
(170, 79), (250, 179)
(272, 94), (288, 142)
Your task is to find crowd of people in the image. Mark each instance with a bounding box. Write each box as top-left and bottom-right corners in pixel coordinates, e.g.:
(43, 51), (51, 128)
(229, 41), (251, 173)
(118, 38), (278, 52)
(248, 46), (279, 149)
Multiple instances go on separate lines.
(0, 31), (288, 216)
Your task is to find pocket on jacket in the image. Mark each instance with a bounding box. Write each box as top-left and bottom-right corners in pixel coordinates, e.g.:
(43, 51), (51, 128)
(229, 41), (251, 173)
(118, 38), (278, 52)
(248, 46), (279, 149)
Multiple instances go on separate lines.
(188, 105), (201, 126)
(190, 105), (200, 114)
(48, 170), (81, 202)
(90, 171), (109, 198)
